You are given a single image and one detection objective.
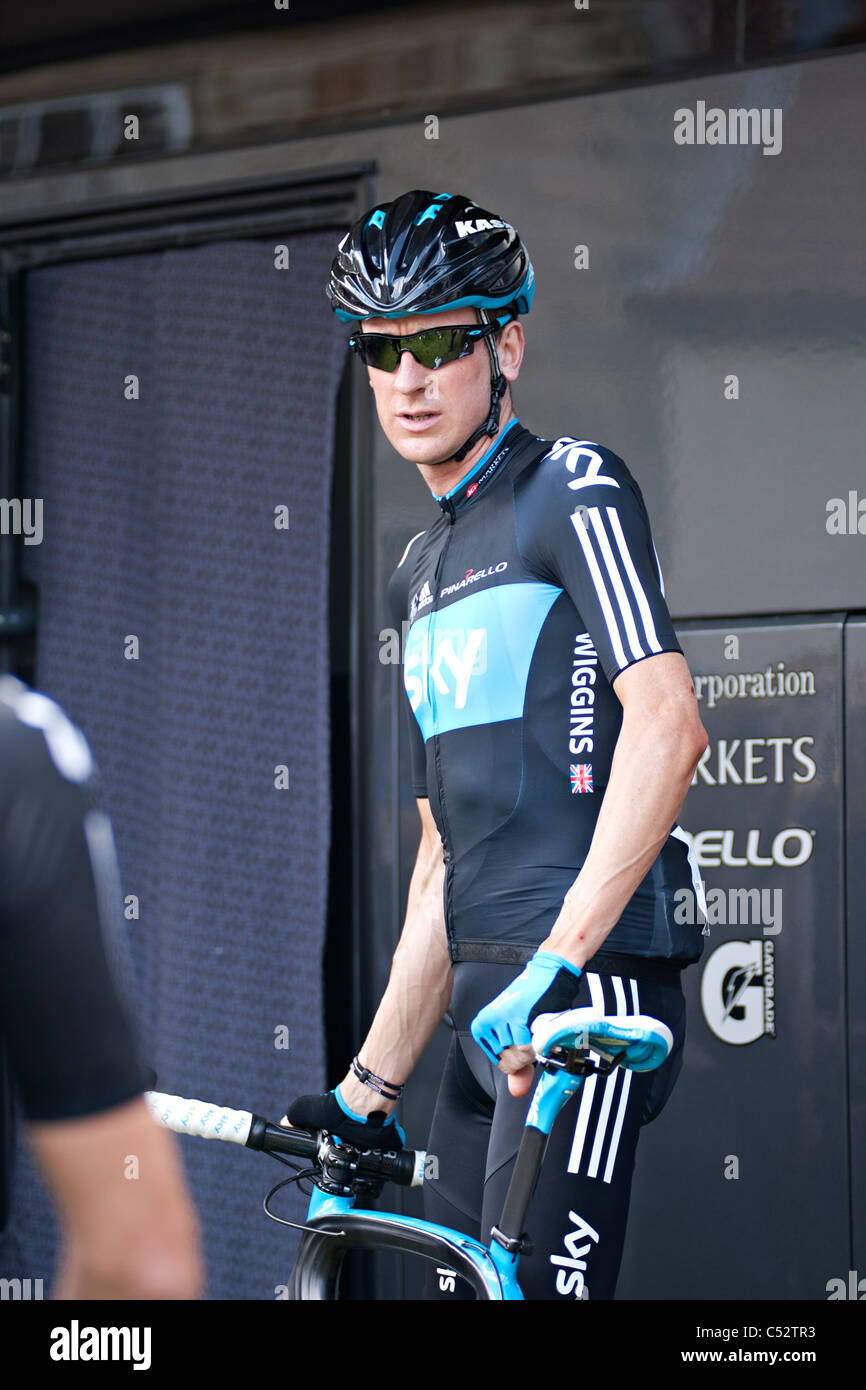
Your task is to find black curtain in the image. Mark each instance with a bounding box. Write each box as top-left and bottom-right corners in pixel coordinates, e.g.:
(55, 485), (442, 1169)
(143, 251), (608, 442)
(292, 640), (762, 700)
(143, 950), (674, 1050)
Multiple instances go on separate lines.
(0, 231), (347, 1298)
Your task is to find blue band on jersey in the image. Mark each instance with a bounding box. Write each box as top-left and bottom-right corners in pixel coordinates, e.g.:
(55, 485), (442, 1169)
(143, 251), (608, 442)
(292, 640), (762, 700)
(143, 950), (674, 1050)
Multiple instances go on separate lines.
(403, 581), (562, 741)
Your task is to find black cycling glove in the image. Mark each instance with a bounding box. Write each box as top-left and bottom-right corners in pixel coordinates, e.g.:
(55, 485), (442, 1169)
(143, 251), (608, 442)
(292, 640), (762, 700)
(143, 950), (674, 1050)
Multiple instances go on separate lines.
(286, 1086), (407, 1152)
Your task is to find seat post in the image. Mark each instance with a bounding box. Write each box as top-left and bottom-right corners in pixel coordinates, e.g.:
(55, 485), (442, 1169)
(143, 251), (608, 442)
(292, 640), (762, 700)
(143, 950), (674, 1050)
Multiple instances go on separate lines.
(491, 1065), (584, 1253)
(491, 1124), (548, 1254)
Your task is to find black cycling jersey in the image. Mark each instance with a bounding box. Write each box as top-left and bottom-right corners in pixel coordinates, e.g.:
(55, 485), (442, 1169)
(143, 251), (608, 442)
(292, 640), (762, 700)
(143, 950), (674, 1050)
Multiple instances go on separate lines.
(0, 677), (153, 1227)
(387, 418), (707, 967)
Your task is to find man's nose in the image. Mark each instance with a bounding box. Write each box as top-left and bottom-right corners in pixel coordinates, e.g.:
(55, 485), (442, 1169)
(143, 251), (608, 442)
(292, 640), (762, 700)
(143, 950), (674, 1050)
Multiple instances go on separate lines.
(391, 348), (433, 392)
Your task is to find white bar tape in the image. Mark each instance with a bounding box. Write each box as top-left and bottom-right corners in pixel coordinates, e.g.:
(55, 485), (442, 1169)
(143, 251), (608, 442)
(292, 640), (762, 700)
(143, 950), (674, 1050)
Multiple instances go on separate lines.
(146, 1091), (253, 1146)
(411, 1150), (427, 1188)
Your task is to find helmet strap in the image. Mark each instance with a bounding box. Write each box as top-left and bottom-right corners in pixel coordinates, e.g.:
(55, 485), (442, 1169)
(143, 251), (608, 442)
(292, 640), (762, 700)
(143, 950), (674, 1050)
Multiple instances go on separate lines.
(440, 308), (509, 466)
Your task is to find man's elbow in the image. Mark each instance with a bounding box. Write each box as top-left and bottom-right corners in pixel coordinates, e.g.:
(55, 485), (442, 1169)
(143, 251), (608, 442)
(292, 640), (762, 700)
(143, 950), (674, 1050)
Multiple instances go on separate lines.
(640, 697), (707, 772)
(670, 707), (708, 774)
(615, 654), (707, 773)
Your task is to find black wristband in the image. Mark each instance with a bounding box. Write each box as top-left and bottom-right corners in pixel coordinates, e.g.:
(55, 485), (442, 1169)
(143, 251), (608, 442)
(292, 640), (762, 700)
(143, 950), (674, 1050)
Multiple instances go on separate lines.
(351, 1056), (404, 1101)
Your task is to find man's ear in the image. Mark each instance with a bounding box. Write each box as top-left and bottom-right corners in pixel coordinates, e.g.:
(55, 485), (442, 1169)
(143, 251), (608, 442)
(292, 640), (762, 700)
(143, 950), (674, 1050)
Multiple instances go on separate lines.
(500, 319), (525, 382)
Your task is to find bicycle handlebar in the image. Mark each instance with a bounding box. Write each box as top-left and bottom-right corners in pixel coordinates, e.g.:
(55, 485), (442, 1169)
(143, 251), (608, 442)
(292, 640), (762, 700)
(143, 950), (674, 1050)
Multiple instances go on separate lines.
(145, 1091), (257, 1145)
(146, 1011), (673, 1294)
(145, 1091), (426, 1187)
(146, 1012), (670, 1204)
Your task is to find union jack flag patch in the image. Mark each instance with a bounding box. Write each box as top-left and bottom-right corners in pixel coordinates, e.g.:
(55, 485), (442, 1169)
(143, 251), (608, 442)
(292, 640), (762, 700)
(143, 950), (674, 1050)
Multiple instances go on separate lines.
(570, 764), (593, 794)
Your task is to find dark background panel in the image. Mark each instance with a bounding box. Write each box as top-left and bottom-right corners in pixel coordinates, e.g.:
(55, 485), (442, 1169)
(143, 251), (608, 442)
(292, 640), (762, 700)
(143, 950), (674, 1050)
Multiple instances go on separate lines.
(845, 618), (866, 1283)
(617, 618), (847, 1299)
(0, 233), (347, 1299)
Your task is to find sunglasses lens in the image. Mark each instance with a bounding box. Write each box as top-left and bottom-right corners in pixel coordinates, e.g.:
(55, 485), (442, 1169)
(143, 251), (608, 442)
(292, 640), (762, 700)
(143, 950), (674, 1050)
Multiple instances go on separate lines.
(412, 327), (465, 368)
(349, 336), (396, 369)
(369, 339), (401, 370)
(352, 326), (474, 371)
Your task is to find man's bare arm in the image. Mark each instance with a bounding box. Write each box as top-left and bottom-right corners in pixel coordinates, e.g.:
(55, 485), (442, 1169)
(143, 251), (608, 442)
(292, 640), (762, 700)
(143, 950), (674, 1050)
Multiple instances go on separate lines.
(541, 651), (708, 966)
(499, 652), (708, 1092)
(336, 798), (452, 1117)
(28, 1095), (203, 1300)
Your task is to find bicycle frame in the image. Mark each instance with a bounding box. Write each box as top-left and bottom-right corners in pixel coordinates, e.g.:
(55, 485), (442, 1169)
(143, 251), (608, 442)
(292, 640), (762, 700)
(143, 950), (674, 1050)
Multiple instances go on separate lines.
(147, 1007), (672, 1301)
(290, 1060), (587, 1300)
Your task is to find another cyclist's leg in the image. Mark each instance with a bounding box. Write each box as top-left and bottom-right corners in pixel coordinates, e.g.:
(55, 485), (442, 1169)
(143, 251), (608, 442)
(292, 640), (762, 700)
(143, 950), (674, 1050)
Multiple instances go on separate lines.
(421, 1029), (494, 1299)
(480, 968), (686, 1302)
(421, 962), (518, 1300)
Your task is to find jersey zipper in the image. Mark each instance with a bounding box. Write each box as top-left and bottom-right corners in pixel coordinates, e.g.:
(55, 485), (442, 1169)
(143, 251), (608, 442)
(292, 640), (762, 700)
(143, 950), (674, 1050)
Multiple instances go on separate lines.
(430, 498), (458, 955)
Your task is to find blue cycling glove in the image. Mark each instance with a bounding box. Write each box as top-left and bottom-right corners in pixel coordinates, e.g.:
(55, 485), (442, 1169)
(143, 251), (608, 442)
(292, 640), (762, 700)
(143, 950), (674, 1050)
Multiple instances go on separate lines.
(470, 950), (584, 1065)
(286, 1085), (407, 1152)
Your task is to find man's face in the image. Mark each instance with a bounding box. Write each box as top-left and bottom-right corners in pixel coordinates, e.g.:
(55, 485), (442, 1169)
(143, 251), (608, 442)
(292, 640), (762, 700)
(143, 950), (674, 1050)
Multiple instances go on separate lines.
(359, 307), (522, 466)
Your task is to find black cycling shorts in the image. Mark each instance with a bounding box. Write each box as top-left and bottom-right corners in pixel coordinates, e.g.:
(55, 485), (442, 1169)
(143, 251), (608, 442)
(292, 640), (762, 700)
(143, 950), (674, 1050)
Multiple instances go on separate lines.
(421, 958), (686, 1301)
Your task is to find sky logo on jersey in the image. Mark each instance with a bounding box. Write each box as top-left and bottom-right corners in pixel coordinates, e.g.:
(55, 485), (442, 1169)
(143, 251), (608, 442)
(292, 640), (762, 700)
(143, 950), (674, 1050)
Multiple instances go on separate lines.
(551, 1209), (599, 1299)
(403, 581), (562, 740)
(547, 438), (621, 492)
(570, 764), (593, 794)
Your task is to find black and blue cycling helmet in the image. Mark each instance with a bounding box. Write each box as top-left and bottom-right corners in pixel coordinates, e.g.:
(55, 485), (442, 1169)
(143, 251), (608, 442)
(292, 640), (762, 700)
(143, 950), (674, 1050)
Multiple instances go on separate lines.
(327, 189), (535, 463)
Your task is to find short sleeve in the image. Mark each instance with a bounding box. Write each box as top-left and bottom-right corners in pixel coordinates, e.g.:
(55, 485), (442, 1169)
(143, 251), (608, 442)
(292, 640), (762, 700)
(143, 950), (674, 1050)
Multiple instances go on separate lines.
(517, 439), (683, 686)
(386, 532), (429, 798)
(0, 711), (155, 1122)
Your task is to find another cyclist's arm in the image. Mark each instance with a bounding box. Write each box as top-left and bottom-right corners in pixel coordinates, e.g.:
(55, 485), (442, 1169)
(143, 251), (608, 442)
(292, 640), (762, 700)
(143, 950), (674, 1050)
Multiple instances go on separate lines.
(337, 797), (451, 1118)
(28, 1099), (202, 1300)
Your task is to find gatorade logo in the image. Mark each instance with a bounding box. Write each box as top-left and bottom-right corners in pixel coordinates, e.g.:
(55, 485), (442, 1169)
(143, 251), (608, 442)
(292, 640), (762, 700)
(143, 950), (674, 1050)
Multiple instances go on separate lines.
(700, 939), (776, 1044)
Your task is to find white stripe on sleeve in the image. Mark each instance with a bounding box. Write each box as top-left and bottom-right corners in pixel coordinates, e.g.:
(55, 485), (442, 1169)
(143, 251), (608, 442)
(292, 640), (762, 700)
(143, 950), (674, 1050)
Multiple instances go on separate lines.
(569, 510), (628, 669)
(587, 508), (646, 662)
(651, 538), (666, 597)
(605, 507), (663, 655)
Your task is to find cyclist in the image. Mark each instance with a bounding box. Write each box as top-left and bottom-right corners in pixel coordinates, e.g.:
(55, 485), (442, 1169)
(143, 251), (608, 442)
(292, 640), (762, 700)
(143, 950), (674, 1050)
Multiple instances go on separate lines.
(287, 190), (709, 1300)
(0, 675), (202, 1299)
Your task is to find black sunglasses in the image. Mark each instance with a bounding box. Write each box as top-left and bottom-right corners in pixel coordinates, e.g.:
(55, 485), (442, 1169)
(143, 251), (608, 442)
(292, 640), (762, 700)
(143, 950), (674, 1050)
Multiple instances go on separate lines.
(347, 320), (502, 372)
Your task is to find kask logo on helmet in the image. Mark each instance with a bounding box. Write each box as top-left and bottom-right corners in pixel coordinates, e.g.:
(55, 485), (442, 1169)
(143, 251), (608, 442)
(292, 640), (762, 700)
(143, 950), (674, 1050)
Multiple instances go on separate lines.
(453, 217), (514, 238)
